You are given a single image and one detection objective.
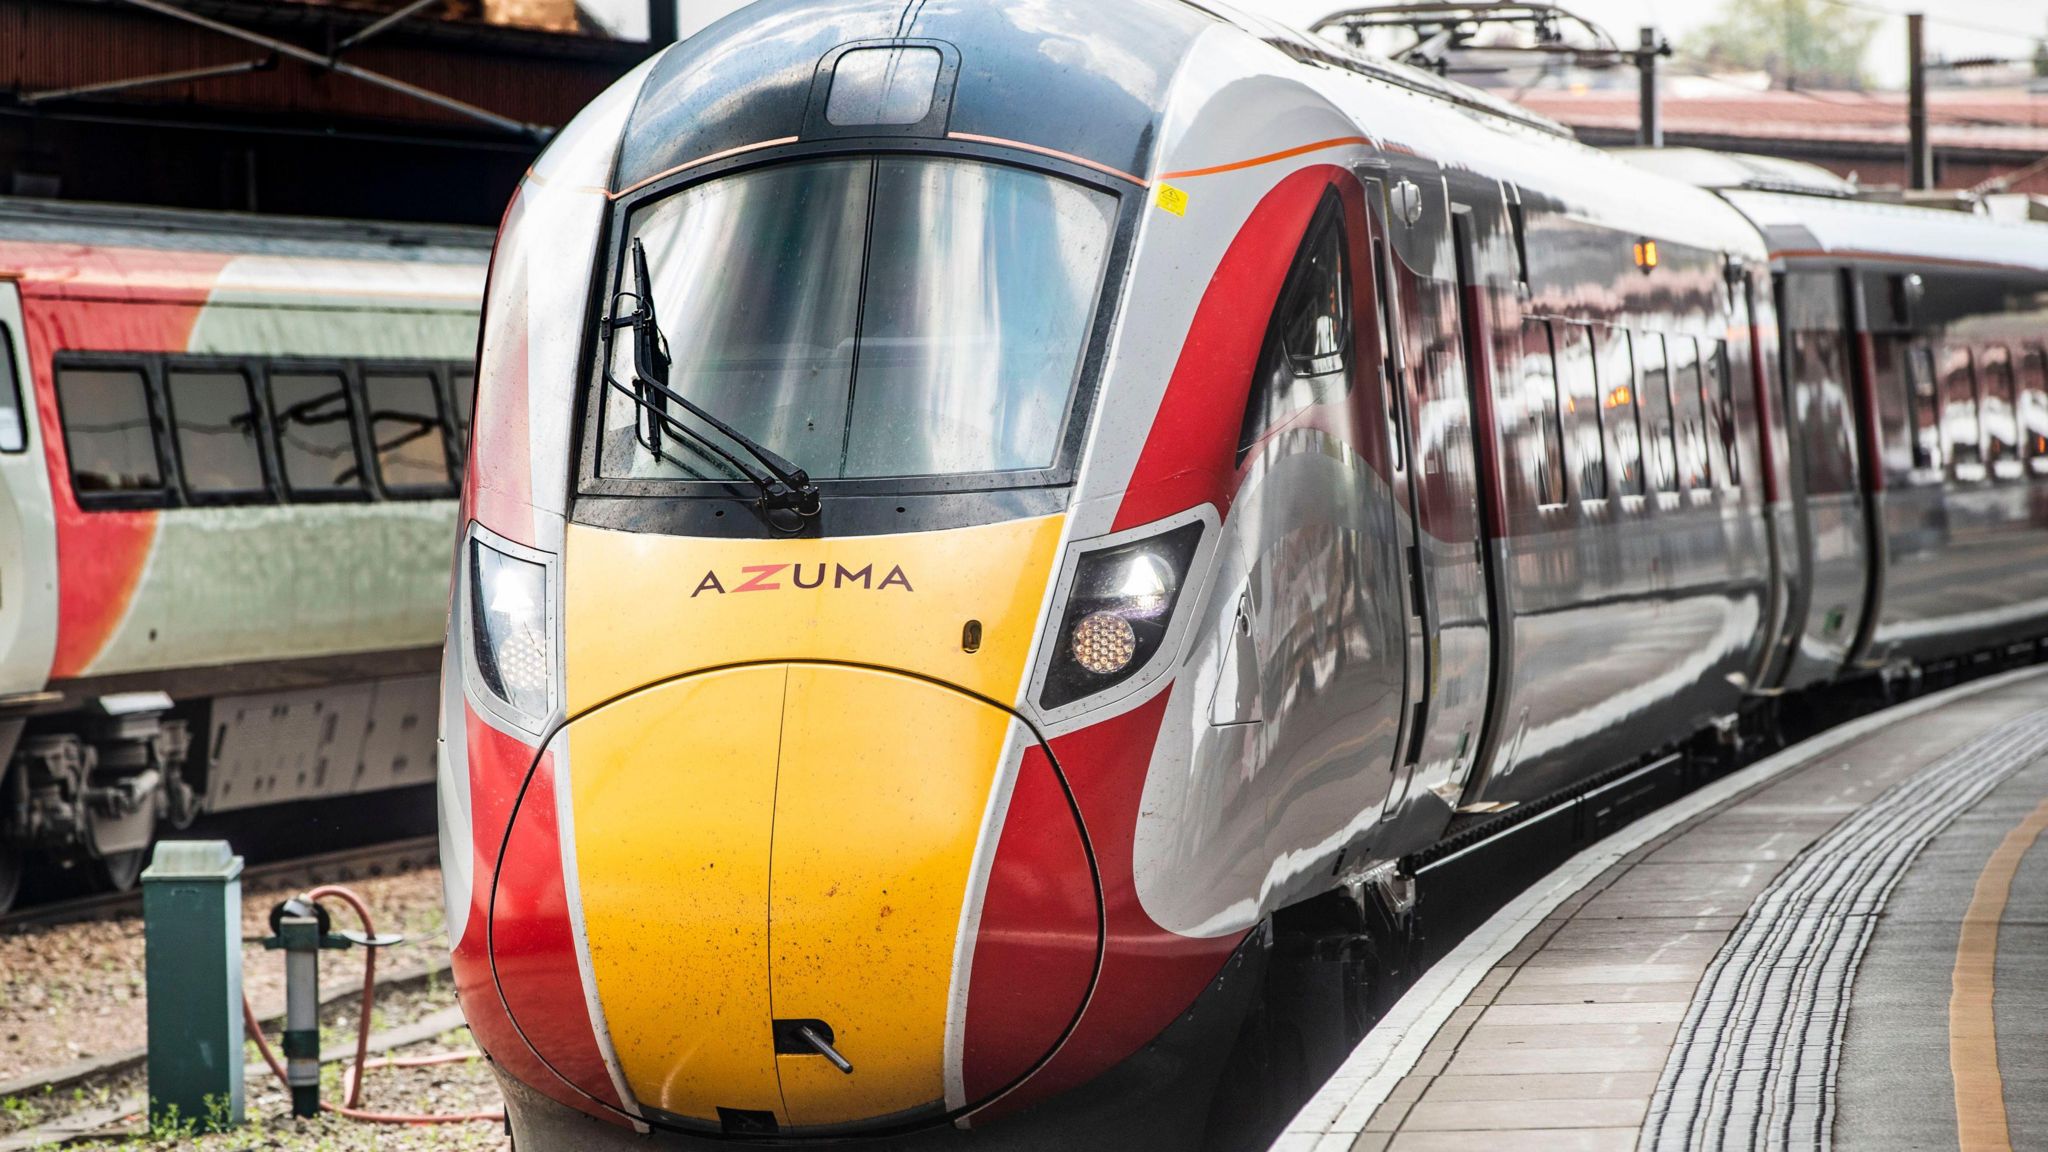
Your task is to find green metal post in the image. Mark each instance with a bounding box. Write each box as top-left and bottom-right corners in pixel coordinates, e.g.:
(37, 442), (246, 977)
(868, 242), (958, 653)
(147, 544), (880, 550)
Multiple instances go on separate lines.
(141, 840), (245, 1134)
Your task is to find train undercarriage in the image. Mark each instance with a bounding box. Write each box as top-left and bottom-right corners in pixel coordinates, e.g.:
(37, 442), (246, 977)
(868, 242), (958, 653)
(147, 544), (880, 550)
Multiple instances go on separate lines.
(0, 672), (439, 914)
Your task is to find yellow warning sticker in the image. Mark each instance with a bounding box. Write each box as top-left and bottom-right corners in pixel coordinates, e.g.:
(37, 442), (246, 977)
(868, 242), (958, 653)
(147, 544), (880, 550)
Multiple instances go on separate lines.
(1156, 183), (1189, 217)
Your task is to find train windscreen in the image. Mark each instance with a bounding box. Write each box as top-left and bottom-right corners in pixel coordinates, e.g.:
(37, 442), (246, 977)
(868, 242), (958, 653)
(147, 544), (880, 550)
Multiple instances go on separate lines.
(599, 156), (1118, 484)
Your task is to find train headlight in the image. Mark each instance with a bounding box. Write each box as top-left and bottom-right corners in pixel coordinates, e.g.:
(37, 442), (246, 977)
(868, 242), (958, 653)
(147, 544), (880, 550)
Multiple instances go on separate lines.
(470, 537), (552, 723)
(1041, 521), (1205, 710)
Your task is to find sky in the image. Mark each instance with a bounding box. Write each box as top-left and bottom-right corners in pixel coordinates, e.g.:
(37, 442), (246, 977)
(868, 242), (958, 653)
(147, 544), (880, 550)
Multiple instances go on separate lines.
(620, 0), (2048, 90)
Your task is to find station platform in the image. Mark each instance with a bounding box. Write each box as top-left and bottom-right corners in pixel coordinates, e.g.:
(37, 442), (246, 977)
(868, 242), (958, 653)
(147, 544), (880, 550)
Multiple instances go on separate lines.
(1276, 665), (2048, 1152)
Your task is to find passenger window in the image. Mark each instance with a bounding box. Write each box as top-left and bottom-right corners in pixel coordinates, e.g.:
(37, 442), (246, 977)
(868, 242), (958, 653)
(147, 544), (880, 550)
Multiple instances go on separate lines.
(2021, 348), (2048, 477)
(1979, 347), (2019, 478)
(1784, 274), (1857, 496)
(168, 368), (267, 497)
(58, 366), (162, 496)
(1705, 340), (1739, 489)
(1517, 318), (1567, 508)
(1637, 333), (1677, 492)
(1238, 192), (1349, 463)
(0, 325), (25, 452)
(269, 371), (365, 495)
(1908, 345), (1942, 473)
(1940, 345), (1983, 480)
(1597, 327), (1644, 497)
(1670, 336), (1710, 491)
(365, 373), (453, 492)
(1553, 322), (1606, 501)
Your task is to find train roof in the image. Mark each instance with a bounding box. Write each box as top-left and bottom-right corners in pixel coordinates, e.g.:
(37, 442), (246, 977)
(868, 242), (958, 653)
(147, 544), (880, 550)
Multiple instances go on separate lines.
(617, 0), (1582, 201)
(0, 196), (492, 264)
(1611, 148), (2048, 275)
(1723, 189), (2048, 275)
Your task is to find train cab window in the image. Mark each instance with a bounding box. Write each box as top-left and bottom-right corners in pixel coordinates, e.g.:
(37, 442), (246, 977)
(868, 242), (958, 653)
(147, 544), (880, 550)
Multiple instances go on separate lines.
(1908, 344), (1942, 474)
(0, 324), (25, 452)
(1553, 322), (1606, 501)
(1637, 333), (1677, 492)
(2020, 348), (2048, 476)
(1979, 347), (2020, 479)
(1516, 319), (1568, 508)
(1597, 327), (1645, 497)
(269, 371), (366, 495)
(602, 155), (1117, 483)
(1239, 192), (1351, 462)
(57, 366), (163, 497)
(365, 373), (454, 493)
(167, 368), (267, 498)
(1705, 340), (1739, 489)
(1939, 345), (1984, 481)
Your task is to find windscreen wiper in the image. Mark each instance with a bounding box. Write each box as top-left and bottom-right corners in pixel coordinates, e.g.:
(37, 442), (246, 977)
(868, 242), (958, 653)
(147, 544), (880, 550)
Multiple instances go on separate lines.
(602, 238), (822, 523)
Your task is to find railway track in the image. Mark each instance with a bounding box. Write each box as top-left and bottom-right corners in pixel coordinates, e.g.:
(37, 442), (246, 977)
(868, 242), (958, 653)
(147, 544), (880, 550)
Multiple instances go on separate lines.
(0, 835), (440, 932)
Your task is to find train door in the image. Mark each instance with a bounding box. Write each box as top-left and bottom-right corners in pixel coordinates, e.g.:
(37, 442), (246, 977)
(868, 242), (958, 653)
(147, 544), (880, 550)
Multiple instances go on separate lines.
(0, 282), (58, 704)
(1358, 173), (1431, 817)
(1774, 268), (1873, 685)
(1365, 169), (1494, 828)
(1447, 199), (1513, 809)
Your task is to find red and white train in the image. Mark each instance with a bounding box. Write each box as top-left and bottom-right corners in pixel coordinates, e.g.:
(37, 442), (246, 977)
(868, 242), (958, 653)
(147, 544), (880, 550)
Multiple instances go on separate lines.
(434, 1), (2048, 1147)
(0, 198), (486, 910)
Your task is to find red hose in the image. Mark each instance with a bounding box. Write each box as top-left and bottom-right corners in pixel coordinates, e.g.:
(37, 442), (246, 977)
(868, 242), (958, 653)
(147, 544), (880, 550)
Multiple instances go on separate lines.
(241, 884), (504, 1126)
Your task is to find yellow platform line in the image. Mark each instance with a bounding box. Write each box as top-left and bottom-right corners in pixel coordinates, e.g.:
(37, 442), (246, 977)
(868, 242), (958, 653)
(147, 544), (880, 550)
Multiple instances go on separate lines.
(1950, 792), (2048, 1152)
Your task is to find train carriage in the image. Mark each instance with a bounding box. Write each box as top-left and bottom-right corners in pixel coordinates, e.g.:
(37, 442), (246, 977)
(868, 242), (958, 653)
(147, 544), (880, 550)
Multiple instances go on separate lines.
(440, 2), (2048, 1148)
(0, 198), (487, 908)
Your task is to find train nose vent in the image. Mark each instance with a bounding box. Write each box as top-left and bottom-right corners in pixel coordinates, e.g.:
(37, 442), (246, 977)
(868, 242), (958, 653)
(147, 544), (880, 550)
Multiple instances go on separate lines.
(490, 661), (1097, 1135)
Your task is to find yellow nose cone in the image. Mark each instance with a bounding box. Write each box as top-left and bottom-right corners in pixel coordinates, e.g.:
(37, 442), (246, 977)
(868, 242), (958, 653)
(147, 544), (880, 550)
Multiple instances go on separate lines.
(562, 663), (1025, 1131)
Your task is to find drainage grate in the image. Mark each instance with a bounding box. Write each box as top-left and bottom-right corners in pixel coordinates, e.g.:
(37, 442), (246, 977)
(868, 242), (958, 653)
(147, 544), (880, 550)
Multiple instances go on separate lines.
(1641, 709), (2048, 1152)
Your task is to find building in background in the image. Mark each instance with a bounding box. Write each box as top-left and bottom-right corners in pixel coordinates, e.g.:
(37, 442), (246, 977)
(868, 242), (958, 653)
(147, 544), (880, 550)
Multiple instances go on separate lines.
(1514, 86), (2048, 196)
(0, 0), (652, 224)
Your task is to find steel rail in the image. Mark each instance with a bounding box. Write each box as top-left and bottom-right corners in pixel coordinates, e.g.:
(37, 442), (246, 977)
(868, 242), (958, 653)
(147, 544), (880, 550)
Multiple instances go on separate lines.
(0, 834), (439, 932)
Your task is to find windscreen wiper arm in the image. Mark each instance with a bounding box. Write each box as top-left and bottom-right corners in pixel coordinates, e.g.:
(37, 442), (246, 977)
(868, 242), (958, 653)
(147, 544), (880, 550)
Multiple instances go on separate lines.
(603, 239), (822, 521)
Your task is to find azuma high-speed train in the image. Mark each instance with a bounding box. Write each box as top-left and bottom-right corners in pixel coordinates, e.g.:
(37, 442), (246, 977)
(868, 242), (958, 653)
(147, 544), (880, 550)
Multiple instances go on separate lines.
(439, 1), (2048, 1147)
(0, 199), (485, 911)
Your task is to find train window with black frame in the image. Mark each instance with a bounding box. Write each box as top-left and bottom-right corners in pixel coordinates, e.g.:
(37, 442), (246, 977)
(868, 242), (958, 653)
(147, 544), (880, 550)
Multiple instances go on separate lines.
(1670, 336), (1711, 491)
(2020, 347), (2048, 476)
(167, 366), (267, 498)
(268, 370), (366, 496)
(1979, 346), (2020, 479)
(1238, 191), (1351, 463)
(0, 324), (25, 452)
(1637, 332), (1677, 492)
(365, 372), (454, 493)
(57, 365), (163, 497)
(1908, 344), (1942, 474)
(1939, 344), (1983, 480)
(1553, 321), (1607, 501)
(1516, 318), (1567, 508)
(1596, 327), (1644, 497)
(1706, 339), (1740, 489)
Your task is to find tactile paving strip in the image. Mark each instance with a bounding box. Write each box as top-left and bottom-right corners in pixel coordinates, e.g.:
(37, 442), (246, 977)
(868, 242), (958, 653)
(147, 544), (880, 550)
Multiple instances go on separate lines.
(1641, 709), (2048, 1152)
